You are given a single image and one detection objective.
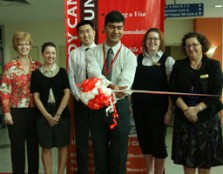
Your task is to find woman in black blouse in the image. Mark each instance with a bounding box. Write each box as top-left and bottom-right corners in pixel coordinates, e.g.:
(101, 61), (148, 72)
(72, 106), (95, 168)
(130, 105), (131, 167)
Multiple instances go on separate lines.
(31, 42), (70, 174)
(169, 32), (223, 174)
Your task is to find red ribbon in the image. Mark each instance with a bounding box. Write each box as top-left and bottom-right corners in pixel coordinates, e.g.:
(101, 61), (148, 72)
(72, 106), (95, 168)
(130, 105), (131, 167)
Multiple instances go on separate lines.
(109, 105), (119, 130)
(88, 91), (111, 110)
(81, 77), (99, 92)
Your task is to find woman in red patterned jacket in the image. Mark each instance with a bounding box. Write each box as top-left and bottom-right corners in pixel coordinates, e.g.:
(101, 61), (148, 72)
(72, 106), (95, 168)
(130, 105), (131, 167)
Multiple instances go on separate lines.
(0, 31), (41, 174)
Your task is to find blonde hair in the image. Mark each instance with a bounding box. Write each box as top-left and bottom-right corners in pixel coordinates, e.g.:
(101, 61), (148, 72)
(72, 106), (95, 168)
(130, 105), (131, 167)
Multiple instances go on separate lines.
(12, 31), (33, 51)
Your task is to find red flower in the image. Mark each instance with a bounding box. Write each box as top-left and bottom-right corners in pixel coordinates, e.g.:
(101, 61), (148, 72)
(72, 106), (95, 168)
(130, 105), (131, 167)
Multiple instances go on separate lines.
(81, 77), (99, 92)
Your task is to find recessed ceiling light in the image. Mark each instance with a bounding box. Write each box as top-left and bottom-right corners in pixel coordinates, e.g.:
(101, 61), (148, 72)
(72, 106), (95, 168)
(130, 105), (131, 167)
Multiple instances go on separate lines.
(213, 4), (223, 8)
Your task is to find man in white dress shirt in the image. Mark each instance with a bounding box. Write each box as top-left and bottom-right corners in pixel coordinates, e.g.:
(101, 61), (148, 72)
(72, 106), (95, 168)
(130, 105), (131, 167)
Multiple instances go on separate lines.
(86, 11), (137, 174)
(68, 20), (96, 174)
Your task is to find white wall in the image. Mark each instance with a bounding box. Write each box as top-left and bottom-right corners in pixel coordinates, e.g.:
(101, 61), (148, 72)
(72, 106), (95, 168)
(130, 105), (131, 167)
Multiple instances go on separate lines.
(3, 22), (66, 66)
(164, 19), (194, 46)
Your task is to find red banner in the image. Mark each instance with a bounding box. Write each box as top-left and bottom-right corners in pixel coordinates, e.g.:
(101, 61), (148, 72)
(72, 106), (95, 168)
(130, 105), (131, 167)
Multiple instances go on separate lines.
(96, 0), (164, 54)
(64, 0), (165, 173)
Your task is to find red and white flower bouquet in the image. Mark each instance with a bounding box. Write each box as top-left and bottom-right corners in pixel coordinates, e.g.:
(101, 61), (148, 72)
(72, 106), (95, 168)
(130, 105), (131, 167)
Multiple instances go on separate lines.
(79, 77), (118, 129)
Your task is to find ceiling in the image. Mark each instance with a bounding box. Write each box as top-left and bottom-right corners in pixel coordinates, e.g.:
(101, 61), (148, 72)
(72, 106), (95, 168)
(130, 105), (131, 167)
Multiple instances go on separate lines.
(0, 0), (65, 25)
(0, 0), (222, 25)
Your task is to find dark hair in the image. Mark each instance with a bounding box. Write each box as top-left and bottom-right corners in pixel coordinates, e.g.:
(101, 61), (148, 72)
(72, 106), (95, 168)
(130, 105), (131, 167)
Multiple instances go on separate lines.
(142, 28), (165, 52)
(41, 42), (56, 53)
(104, 10), (124, 26)
(181, 31), (210, 54)
(76, 20), (95, 33)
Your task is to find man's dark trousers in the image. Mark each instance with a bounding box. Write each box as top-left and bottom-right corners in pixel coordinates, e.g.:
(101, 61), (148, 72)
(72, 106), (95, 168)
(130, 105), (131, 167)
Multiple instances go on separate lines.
(90, 97), (130, 174)
(74, 99), (91, 174)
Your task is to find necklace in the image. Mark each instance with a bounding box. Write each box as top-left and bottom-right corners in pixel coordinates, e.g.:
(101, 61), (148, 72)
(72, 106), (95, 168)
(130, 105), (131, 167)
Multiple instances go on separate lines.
(18, 57), (30, 74)
(190, 59), (202, 70)
(18, 58), (30, 65)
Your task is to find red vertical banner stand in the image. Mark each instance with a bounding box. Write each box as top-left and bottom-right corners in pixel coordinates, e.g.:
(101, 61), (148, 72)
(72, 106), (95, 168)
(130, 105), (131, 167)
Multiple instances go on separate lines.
(64, 0), (165, 173)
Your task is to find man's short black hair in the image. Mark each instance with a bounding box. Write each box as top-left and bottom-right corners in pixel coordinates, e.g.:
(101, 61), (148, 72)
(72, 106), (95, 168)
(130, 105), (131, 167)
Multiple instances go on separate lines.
(104, 10), (125, 26)
(76, 20), (95, 33)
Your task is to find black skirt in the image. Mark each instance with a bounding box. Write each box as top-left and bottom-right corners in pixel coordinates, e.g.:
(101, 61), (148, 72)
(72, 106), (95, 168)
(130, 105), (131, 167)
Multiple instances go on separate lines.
(132, 105), (168, 159)
(36, 103), (70, 148)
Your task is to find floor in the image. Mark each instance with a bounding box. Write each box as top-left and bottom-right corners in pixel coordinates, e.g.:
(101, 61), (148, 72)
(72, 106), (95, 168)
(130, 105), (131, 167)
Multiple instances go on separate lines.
(0, 125), (223, 174)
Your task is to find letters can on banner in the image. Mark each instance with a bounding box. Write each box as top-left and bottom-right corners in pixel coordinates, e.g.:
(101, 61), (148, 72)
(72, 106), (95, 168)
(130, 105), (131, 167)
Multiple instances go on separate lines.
(65, 0), (81, 172)
(65, 0), (80, 69)
(65, 0), (165, 173)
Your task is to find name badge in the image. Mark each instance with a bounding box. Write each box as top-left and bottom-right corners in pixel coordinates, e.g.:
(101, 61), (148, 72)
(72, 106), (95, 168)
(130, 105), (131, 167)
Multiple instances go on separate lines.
(200, 74), (209, 79)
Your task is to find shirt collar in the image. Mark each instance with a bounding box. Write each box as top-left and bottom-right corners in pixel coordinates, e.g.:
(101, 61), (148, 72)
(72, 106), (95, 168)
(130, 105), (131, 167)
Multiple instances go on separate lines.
(143, 50), (163, 58)
(41, 63), (57, 73)
(104, 41), (121, 55)
(82, 42), (97, 51)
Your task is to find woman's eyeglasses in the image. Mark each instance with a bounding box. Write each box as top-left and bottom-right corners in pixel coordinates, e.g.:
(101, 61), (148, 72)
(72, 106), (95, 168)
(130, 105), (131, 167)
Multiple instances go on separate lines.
(17, 42), (31, 47)
(185, 43), (200, 49)
(146, 37), (160, 41)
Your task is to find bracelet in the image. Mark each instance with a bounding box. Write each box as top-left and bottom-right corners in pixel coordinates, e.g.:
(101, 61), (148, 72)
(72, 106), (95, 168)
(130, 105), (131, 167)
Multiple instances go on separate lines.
(56, 113), (61, 116)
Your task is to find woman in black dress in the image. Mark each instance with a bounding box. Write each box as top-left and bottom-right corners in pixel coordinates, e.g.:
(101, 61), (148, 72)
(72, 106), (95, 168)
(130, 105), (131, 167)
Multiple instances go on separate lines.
(169, 31), (223, 174)
(31, 42), (70, 174)
(132, 28), (175, 174)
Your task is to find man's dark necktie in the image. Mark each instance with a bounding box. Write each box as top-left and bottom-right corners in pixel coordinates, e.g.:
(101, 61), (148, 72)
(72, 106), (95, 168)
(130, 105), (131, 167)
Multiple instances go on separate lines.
(106, 48), (113, 80)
